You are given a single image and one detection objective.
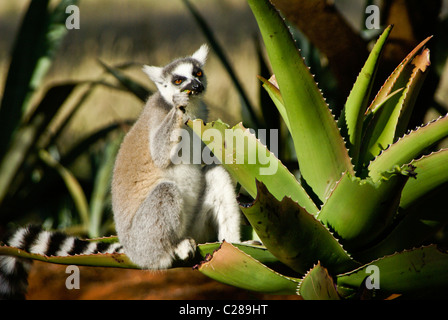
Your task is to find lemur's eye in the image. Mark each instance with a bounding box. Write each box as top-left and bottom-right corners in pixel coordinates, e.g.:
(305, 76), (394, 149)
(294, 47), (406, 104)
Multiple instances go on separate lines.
(196, 70), (203, 77)
(174, 79), (183, 85)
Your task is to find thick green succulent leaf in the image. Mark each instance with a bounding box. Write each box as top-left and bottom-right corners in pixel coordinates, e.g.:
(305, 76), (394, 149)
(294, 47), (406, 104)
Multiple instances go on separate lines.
(317, 166), (412, 252)
(198, 242), (279, 267)
(298, 263), (340, 300)
(85, 235), (120, 243)
(0, 242), (139, 269)
(400, 148), (448, 208)
(356, 150), (448, 260)
(0, 238), (281, 272)
(393, 49), (431, 138)
(196, 241), (300, 295)
(187, 119), (318, 214)
(240, 181), (359, 275)
(258, 75), (291, 133)
(338, 26), (392, 166)
(337, 245), (448, 299)
(368, 114), (448, 182)
(361, 37), (432, 165)
(366, 36), (432, 114)
(248, 0), (354, 201)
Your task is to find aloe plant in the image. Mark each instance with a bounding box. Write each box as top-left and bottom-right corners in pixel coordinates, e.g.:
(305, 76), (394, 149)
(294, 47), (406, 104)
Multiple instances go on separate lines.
(188, 0), (448, 299)
(2, 0), (448, 300)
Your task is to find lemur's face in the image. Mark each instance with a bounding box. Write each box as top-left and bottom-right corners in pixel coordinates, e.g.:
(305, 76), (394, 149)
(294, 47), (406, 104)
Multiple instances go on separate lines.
(142, 44), (208, 106)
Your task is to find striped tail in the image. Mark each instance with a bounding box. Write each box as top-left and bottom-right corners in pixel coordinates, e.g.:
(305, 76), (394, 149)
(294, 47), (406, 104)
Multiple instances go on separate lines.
(0, 225), (123, 300)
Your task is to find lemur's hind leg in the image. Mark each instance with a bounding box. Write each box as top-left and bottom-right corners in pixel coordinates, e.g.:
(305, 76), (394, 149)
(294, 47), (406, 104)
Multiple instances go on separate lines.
(191, 165), (241, 244)
(123, 181), (196, 269)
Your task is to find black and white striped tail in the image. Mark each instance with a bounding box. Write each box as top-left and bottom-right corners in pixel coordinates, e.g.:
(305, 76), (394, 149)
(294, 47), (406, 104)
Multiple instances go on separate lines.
(0, 225), (123, 300)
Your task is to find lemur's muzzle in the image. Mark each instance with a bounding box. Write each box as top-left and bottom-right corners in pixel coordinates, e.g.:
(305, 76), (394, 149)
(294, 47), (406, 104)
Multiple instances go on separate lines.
(182, 79), (204, 95)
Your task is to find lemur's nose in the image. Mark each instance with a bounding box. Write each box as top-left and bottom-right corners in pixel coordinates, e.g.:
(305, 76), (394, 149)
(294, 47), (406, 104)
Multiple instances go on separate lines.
(184, 79), (204, 94)
(191, 80), (204, 93)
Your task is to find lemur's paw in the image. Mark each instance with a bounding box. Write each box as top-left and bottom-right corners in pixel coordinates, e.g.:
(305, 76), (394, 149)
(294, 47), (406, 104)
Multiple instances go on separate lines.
(174, 238), (197, 260)
(173, 91), (189, 111)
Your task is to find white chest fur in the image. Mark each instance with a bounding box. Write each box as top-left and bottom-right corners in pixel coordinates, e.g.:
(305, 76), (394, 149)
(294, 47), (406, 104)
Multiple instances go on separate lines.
(164, 163), (204, 216)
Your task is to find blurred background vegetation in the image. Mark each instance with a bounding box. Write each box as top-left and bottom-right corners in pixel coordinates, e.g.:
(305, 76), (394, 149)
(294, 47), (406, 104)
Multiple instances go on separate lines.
(1, 0), (447, 239)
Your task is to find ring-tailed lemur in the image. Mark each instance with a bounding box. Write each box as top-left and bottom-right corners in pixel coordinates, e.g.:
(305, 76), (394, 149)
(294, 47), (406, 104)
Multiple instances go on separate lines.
(111, 44), (241, 269)
(0, 225), (124, 299)
(0, 45), (241, 299)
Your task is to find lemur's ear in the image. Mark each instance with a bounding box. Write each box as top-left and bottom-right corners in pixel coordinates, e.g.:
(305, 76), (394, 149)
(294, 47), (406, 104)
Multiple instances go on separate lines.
(191, 44), (209, 66)
(142, 65), (163, 84)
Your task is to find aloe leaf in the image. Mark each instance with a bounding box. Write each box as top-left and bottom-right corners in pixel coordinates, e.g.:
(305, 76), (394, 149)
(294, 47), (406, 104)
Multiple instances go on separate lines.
(258, 75), (291, 133)
(198, 242), (282, 269)
(85, 235), (120, 243)
(361, 46), (432, 165)
(356, 150), (448, 260)
(366, 36), (432, 114)
(401, 148), (448, 208)
(0, 239), (282, 273)
(248, 0), (354, 201)
(241, 181), (359, 275)
(317, 166), (412, 252)
(394, 49), (431, 138)
(196, 241), (300, 295)
(337, 245), (448, 299)
(368, 114), (448, 182)
(0, 245), (139, 269)
(1, 234), (200, 270)
(298, 263), (340, 300)
(338, 26), (392, 167)
(188, 119), (318, 214)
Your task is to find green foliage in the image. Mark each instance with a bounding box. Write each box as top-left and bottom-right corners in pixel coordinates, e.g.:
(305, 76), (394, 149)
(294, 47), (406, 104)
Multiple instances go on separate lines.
(0, 0), (76, 158)
(0, 1), (143, 237)
(190, 0), (448, 299)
